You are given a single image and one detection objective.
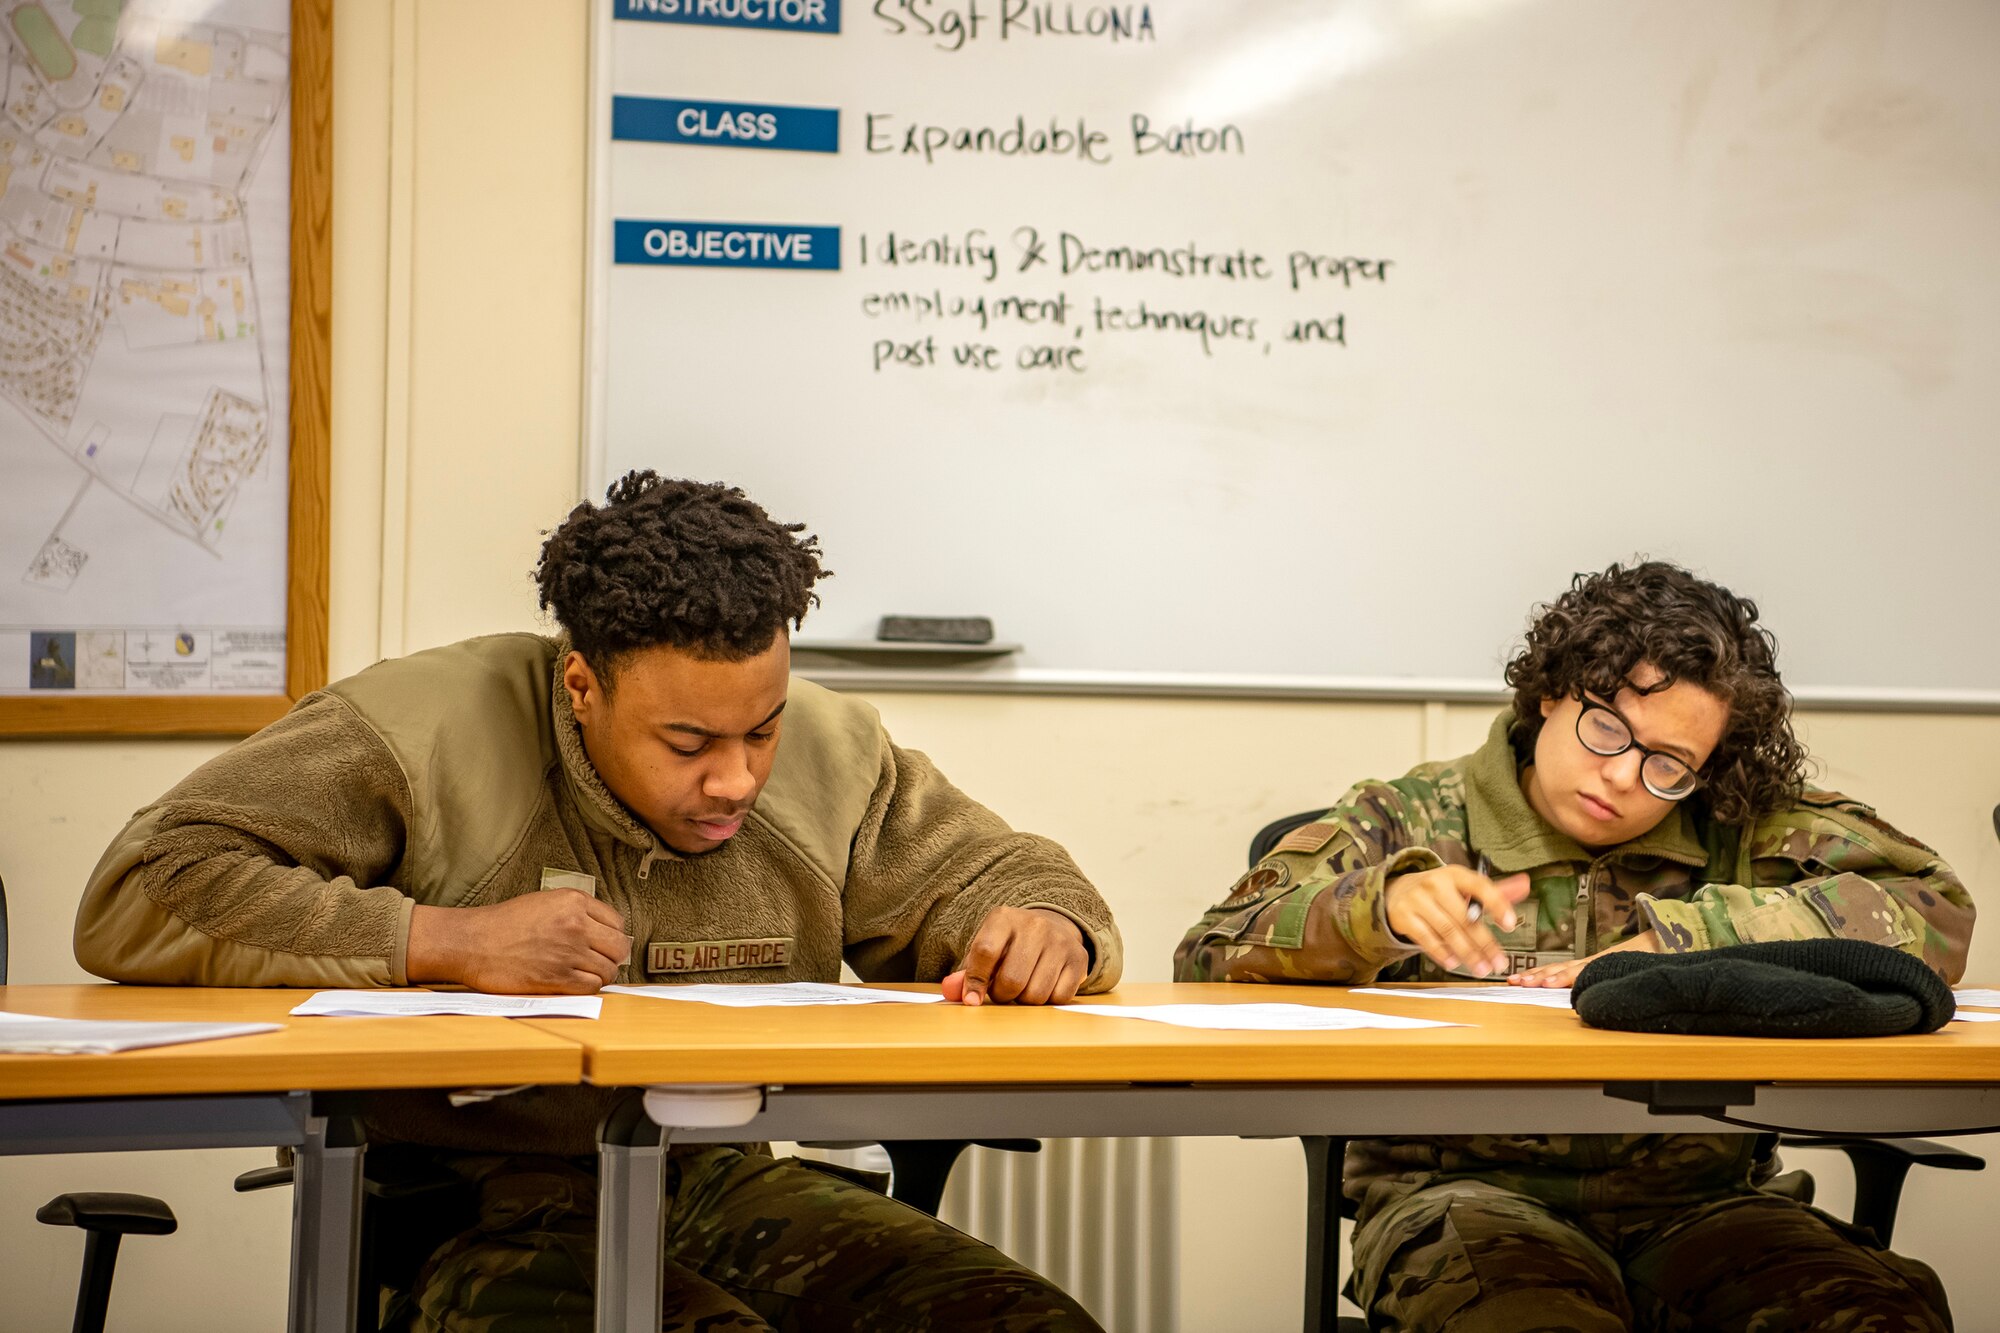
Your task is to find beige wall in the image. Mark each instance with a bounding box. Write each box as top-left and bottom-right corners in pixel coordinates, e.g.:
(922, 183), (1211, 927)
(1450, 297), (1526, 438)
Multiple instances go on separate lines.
(2, 4), (1995, 1328)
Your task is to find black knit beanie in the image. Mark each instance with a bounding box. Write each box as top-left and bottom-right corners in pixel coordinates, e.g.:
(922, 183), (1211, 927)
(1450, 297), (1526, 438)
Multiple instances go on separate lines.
(1571, 939), (1953, 1037)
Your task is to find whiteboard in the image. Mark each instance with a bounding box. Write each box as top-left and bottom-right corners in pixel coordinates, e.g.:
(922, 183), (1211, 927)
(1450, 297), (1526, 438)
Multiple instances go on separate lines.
(586, 0), (2000, 704)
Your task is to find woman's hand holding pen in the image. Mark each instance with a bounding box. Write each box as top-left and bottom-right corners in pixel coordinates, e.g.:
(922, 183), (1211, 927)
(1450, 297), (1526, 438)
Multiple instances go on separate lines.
(1384, 867), (1532, 977)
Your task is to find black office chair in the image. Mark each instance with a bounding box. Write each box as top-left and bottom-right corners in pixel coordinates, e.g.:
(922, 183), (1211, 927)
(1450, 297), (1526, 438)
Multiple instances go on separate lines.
(232, 1112), (1027, 1330)
(800, 1137), (1041, 1215)
(3, 872), (182, 1333)
(235, 1140), (477, 1333)
(237, 1135), (1030, 1330)
(1247, 811), (1987, 1332)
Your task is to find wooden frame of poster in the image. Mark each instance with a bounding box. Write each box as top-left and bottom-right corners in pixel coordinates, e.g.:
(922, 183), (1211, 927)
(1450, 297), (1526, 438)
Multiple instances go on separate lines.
(0, 0), (330, 738)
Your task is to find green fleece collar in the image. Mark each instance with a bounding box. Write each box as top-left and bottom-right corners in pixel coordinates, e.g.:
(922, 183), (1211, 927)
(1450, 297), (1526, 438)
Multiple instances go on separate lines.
(549, 645), (682, 860)
(1463, 710), (1708, 872)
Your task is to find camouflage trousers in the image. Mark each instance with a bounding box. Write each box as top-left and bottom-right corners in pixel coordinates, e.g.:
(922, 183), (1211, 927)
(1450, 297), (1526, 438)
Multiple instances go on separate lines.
(1353, 1178), (1952, 1332)
(407, 1147), (1102, 1332)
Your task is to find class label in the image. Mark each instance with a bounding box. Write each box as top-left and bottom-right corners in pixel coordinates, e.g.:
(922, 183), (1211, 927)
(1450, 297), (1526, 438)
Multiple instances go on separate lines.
(613, 0), (840, 34)
(616, 220), (841, 270)
(612, 96), (839, 153)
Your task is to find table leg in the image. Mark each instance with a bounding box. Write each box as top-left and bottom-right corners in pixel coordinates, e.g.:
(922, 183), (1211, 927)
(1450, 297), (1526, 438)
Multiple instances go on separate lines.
(597, 1094), (667, 1333)
(288, 1110), (365, 1333)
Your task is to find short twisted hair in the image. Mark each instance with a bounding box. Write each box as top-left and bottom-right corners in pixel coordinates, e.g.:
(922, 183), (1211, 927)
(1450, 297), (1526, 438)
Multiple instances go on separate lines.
(1503, 561), (1807, 826)
(535, 472), (827, 680)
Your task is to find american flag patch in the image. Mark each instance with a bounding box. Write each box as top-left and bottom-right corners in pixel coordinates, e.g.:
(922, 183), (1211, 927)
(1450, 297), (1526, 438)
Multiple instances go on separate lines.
(1273, 821), (1338, 855)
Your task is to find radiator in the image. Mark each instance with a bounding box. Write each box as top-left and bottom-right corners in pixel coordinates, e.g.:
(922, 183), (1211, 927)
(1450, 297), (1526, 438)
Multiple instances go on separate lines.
(938, 1137), (1179, 1333)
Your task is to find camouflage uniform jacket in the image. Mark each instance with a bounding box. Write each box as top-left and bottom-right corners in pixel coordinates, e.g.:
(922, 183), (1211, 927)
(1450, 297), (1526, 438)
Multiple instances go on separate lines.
(77, 633), (1122, 1155)
(1174, 710), (1974, 1221)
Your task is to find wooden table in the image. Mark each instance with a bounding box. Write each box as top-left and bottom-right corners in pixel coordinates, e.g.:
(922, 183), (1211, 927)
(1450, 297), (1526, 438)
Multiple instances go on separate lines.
(526, 981), (2000, 1086)
(531, 982), (2000, 1333)
(0, 985), (585, 1333)
(8, 982), (1996, 1333)
(0, 984), (582, 1098)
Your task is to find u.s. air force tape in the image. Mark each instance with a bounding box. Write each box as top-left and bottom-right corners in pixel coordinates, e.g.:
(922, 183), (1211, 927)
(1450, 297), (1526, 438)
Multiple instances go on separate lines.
(647, 938), (793, 974)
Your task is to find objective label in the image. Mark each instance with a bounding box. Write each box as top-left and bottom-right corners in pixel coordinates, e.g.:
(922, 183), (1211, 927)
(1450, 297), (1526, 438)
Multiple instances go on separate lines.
(616, 220), (842, 270)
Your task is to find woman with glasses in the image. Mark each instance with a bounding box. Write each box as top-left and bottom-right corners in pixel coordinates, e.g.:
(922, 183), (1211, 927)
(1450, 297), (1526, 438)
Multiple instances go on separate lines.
(1175, 560), (1970, 1332)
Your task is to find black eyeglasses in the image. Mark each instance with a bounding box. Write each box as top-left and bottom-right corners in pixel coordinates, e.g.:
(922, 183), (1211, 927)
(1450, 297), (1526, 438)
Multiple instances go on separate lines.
(1574, 702), (1703, 801)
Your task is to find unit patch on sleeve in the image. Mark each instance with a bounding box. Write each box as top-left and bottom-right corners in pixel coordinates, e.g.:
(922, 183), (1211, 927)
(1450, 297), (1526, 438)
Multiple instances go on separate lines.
(1226, 863), (1292, 902)
(647, 937), (793, 975)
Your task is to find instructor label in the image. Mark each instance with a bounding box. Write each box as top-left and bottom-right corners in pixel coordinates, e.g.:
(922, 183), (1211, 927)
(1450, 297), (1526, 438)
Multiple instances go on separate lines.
(614, 0), (840, 34)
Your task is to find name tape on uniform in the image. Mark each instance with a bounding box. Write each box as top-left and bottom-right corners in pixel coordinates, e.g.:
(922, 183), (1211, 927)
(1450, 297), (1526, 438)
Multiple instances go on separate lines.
(613, 97), (839, 153)
(539, 867), (598, 895)
(615, 220), (841, 271)
(648, 937), (793, 974)
(614, 0), (841, 35)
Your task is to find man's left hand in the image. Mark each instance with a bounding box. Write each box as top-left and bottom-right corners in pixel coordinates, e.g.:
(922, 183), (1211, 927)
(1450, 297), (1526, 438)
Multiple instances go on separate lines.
(942, 907), (1090, 1006)
(1508, 929), (1661, 988)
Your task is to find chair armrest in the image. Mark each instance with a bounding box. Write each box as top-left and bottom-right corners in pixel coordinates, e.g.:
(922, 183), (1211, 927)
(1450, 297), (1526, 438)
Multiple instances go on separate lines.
(234, 1148), (469, 1200)
(1845, 1138), (1987, 1172)
(36, 1192), (178, 1236)
(800, 1139), (1040, 1155)
(233, 1164), (294, 1192)
(876, 1139), (1043, 1217)
(1781, 1135), (1988, 1172)
(1780, 1134), (1987, 1247)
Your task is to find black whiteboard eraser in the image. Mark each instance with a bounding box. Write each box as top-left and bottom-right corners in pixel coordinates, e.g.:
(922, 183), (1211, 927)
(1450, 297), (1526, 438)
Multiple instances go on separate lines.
(877, 616), (995, 644)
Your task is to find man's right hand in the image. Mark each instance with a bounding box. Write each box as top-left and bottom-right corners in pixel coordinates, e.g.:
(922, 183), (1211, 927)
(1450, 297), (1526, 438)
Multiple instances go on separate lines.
(1383, 867), (1531, 977)
(407, 890), (631, 994)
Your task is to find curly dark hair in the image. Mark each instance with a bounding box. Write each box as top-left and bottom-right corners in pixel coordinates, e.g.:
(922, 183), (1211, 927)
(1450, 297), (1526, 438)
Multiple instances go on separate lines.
(535, 472), (828, 681)
(1503, 561), (1807, 825)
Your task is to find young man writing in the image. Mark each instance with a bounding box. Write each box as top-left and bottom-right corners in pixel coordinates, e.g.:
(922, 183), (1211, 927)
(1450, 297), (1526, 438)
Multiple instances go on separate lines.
(77, 472), (1121, 1331)
(1176, 561), (1971, 1331)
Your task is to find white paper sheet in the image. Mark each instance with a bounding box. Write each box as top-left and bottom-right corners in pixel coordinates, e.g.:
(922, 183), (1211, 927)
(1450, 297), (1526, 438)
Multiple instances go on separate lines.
(1052, 1003), (1462, 1032)
(0, 1011), (280, 1055)
(1950, 1011), (2000, 1023)
(604, 983), (944, 1007)
(1951, 988), (2000, 1009)
(289, 992), (603, 1019)
(1352, 986), (1575, 1009)
(1352, 980), (1584, 1000)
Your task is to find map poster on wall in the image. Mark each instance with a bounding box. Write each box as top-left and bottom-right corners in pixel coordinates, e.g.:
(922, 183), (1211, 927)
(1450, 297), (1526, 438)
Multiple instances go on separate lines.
(0, 0), (327, 733)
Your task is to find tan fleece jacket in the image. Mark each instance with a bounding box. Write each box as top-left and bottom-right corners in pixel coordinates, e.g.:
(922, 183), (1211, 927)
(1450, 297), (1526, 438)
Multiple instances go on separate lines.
(76, 633), (1122, 1152)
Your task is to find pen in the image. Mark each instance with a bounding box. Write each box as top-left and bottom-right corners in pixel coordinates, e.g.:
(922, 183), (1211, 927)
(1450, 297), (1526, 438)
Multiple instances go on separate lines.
(1470, 854), (1493, 926)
